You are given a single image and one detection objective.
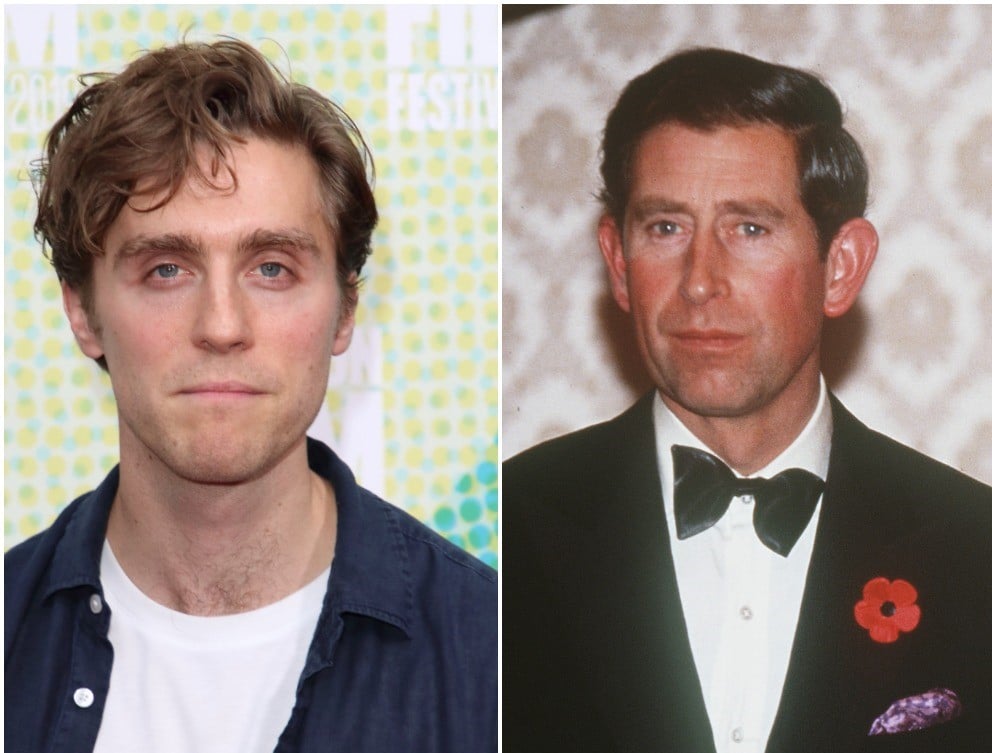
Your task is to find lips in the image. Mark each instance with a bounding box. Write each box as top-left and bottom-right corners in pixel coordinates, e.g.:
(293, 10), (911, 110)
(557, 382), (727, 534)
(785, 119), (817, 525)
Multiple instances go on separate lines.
(177, 381), (265, 396)
(671, 329), (745, 343)
(667, 329), (748, 354)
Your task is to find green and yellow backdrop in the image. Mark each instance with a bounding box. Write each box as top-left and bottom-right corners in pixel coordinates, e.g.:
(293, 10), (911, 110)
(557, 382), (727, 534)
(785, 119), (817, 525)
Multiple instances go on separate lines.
(4, 4), (498, 567)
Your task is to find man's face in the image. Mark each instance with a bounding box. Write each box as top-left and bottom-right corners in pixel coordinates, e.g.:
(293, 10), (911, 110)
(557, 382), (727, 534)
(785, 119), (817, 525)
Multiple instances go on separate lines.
(600, 123), (832, 424)
(64, 138), (354, 484)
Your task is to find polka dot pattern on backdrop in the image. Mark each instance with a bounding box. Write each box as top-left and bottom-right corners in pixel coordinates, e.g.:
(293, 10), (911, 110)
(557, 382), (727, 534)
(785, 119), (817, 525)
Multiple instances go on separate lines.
(4, 5), (497, 566)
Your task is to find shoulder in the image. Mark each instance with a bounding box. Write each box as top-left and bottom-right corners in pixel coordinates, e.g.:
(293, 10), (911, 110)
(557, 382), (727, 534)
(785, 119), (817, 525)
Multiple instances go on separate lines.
(309, 436), (494, 597)
(830, 399), (992, 533)
(5, 466), (117, 598)
(832, 399), (992, 500)
(504, 395), (655, 492)
(5, 494), (87, 591)
(5, 529), (49, 623)
(5, 492), (95, 653)
(352, 488), (496, 632)
(350, 489), (496, 681)
(505, 421), (614, 478)
(366, 489), (496, 587)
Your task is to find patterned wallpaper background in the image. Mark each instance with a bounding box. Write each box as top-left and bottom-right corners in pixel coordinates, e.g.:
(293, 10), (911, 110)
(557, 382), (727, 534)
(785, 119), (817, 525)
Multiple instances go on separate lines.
(503, 4), (992, 488)
(5, 4), (498, 566)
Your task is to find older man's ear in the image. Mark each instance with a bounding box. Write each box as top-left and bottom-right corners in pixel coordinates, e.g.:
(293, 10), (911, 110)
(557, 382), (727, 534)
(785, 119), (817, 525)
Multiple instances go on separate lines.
(822, 218), (878, 319)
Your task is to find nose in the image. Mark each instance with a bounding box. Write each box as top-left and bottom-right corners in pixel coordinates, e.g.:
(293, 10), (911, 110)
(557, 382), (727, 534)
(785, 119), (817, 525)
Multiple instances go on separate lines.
(191, 276), (253, 353)
(679, 228), (730, 305)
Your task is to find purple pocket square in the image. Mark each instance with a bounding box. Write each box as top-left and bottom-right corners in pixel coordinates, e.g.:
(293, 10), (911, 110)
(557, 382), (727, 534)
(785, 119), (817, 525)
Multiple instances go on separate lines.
(868, 688), (963, 735)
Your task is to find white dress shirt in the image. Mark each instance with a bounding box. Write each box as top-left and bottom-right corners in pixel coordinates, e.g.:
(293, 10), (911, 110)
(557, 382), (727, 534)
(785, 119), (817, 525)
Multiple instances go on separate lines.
(652, 378), (832, 753)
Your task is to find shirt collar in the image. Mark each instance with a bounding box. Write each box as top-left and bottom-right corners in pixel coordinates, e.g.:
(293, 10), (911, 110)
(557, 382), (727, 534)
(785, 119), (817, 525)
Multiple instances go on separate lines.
(653, 376), (833, 520)
(305, 437), (413, 639)
(40, 439), (413, 641)
(41, 466), (119, 600)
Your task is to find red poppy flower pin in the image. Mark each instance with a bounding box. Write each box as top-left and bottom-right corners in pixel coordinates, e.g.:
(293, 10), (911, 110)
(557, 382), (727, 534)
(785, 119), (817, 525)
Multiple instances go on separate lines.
(854, 577), (921, 643)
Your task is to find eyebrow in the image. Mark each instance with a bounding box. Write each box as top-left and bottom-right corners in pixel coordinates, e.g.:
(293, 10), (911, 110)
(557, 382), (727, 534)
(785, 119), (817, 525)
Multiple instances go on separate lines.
(237, 228), (323, 258)
(627, 198), (691, 222)
(111, 228), (324, 270)
(627, 197), (788, 223)
(112, 233), (198, 270)
(718, 200), (787, 222)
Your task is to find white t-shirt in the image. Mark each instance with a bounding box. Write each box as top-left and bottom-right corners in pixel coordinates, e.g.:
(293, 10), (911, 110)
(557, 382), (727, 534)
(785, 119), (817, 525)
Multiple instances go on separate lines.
(94, 542), (328, 753)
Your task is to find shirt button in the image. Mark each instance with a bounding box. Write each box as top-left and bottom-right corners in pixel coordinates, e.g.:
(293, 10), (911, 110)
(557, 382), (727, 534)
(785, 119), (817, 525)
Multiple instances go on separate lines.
(73, 688), (95, 708)
(739, 605), (753, 620)
(89, 594), (103, 614)
(732, 727), (744, 743)
(740, 494), (754, 506)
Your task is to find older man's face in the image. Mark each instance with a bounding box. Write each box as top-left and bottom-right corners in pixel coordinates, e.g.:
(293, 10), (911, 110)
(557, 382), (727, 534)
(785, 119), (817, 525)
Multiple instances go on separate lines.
(64, 138), (354, 484)
(600, 123), (830, 426)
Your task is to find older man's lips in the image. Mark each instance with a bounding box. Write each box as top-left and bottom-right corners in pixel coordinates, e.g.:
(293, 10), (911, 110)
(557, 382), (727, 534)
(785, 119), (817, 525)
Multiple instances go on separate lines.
(670, 329), (745, 350)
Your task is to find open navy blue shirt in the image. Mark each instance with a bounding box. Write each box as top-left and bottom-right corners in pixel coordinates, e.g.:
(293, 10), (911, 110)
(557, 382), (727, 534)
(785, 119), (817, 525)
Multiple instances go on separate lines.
(5, 438), (497, 753)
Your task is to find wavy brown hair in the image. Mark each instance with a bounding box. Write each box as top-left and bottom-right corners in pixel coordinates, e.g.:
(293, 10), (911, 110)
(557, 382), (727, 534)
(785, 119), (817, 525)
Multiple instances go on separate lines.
(34, 38), (377, 313)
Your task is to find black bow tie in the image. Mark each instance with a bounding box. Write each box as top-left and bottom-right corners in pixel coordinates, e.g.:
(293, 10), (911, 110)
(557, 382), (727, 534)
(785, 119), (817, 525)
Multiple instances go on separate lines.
(671, 445), (824, 557)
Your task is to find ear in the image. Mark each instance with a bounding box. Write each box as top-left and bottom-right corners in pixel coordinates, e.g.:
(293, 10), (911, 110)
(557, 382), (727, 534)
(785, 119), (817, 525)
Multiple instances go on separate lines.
(61, 282), (105, 360)
(822, 218), (878, 319)
(332, 275), (358, 356)
(598, 214), (632, 313)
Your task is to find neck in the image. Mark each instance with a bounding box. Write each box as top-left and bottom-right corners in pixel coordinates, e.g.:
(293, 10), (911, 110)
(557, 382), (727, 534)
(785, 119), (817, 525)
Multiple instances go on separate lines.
(663, 374), (823, 476)
(106, 438), (336, 616)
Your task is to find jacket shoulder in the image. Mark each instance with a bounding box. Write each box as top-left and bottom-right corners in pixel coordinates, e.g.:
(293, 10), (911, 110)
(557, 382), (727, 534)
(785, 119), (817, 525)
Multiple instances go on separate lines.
(504, 396), (654, 497)
(830, 400), (992, 543)
(833, 400), (992, 502)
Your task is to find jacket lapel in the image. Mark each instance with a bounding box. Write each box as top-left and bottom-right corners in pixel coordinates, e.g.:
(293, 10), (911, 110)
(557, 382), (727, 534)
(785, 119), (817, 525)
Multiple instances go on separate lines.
(579, 395), (716, 753)
(767, 398), (928, 753)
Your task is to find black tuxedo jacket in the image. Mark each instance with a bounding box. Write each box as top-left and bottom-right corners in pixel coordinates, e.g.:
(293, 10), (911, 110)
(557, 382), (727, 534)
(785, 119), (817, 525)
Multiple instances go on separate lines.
(504, 394), (992, 753)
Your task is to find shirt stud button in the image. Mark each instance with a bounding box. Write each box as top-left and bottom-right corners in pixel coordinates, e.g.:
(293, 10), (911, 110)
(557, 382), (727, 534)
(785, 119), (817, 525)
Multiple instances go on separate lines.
(89, 594), (103, 614)
(740, 494), (754, 506)
(73, 688), (95, 708)
(739, 605), (753, 620)
(732, 727), (744, 743)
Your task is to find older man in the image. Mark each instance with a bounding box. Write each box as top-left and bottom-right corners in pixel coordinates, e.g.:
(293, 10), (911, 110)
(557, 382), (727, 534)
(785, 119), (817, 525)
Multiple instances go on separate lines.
(504, 48), (991, 753)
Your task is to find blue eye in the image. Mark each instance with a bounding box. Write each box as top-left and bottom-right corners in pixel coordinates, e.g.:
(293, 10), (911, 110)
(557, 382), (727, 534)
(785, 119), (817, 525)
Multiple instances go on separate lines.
(653, 221), (679, 235)
(740, 223), (766, 237)
(259, 262), (283, 278)
(153, 264), (180, 278)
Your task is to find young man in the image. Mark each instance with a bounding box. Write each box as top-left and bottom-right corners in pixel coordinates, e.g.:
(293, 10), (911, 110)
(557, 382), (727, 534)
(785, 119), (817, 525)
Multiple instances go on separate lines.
(5, 40), (496, 753)
(504, 48), (992, 753)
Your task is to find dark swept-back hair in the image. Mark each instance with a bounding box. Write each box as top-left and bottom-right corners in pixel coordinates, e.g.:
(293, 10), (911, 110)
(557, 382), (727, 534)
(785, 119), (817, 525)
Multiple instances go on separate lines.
(599, 47), (868, 256)
(34, 38), (377, 311)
